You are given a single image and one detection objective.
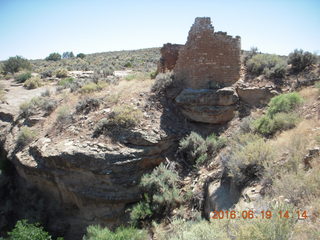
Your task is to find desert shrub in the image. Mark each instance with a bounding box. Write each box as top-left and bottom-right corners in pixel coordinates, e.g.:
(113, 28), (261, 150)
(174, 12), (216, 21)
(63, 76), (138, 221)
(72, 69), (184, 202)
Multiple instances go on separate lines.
(316, 81), (320, 94)
(246, 54), (287, 78)
(130, 164), (180, 226)
(0, 84), (5, 102)
(55, 68), (68, 78)
(40, 70), (53, 78)
(177, 132), (225, 166)
(288, 49), (317, 73)
(151, 72), (173, 93)
(45, 52), (61, 61)
(83, 225), (147, 240)
(17, 127), (37, 147)
(253, 112), (299, 136)
(76, 97), (101, 114)
(267, 92), (303, 117)
(23, 76), (43, 89)
(107, 105), (142, 128)
(154, 219), (228, 240)
(150, 71), (157, 79)
(223, 133), (273, 183)
(272, 164), (320, 205)
(58, 77), (74, 88)
(79, 82), (103, 93)
(20, 97), (57, 118)
(3, 56), (31, 74)
(56, 106), (72, 124)
(7, 219), (52, 240)
(229, 203), (296, 240)
(15, 72), (32, 83)
(76, 53), (86, 59)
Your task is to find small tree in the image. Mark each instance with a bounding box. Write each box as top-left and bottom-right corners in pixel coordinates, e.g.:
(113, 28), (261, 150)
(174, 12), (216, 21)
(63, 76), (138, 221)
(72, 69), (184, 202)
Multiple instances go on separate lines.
(76, 53), (86, 59)
(62, 51), (74, 59)
(3, 56), (31, 74)
(288, 49), (317, 73)
(45, 52), (61, 61)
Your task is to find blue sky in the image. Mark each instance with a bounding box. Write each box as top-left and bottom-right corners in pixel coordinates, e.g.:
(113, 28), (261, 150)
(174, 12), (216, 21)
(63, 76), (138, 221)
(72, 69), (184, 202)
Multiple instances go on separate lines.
(0, 0), (319, 60)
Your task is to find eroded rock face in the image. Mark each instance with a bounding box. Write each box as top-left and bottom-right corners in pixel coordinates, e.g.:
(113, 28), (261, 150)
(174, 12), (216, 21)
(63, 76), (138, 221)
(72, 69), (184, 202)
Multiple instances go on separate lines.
(175, 87), (238, 124)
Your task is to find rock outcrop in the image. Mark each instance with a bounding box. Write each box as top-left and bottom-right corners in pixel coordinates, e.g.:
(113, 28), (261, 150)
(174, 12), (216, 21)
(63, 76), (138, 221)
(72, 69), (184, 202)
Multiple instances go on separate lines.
(175, 87), (238, 123)
(236, 85), (279, 106)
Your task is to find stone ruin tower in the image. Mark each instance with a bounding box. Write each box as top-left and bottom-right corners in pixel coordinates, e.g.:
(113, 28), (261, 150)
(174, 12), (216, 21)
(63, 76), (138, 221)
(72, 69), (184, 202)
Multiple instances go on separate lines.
(158, 17), (242, 124)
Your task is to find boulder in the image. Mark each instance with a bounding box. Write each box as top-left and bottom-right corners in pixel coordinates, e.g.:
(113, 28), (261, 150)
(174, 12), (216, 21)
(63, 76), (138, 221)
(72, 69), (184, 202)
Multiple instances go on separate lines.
(175, 87), (238, 124)
(236, 86), (278, 106)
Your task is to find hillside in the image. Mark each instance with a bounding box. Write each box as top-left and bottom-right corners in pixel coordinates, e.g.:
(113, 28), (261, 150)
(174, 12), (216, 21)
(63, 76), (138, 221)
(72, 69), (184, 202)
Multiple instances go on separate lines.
(0, 17), (319, 240)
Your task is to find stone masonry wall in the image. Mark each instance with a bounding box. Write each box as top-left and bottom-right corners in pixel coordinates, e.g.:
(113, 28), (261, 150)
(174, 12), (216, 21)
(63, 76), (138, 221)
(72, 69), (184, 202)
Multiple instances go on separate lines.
(157, 43), (183, 73)
(173, 17), (241, 89)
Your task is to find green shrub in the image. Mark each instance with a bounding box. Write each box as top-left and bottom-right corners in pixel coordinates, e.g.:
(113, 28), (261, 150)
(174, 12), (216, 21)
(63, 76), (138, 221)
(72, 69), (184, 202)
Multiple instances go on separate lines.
(246, 54), (287, 78)
(23, 76), (43, 89)
(3, 56), (31, 74)
(55, 68), (68, 78)
(76, 97), (101, 114)
(7, 220), (52, 240)
(15, 72), (32, 83)
(229, 203), (296, 240)
(154, 219), (228, 240)
(288, 49), (317, 73)
(45, 52), (61, 61)
(151, 72), (173, 93)
(79, 82), (102, 93)
(267, 92), (303, 117)
(83, 225), (147, 240)
(56, 106), (72, 124)
(253, 113), (299, 136)
(17, 127), (37, 147)
(225, 133), (274, 182)
(108, 105), (142, 128)
(58, 77), (74, 88)
(0, 84), (5, 102)
(316, 81), (320, 94)
(177, 132), (225, 166)
(20, 97), (57, 118)
(130, 163), (180, 226)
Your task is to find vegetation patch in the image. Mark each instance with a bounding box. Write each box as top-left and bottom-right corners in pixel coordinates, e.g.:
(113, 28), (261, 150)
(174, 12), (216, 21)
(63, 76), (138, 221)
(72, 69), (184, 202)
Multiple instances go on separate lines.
(55, 68), (68, 78)
(253, 92), (303, 136)
(19, 97), (57, 118)
(83, 225), (147, 240)
(177, 132), (226, 166)
(76, 97), (101, 114)
(224, 133), (273, 183)
(151, 72), (173, 93)
(14, 72), (32, 83)
(130, 163), (181, 227)
(16, 127), (37, 147)
(246, 54), (287, 79)
(23, 76), (43, 89)
(6, 219), (53, 240)
(3, 56), (31, 74)
(288, 49), (317, 73)
(56, 105), (72, 124)
(79, 82), (103, 93)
